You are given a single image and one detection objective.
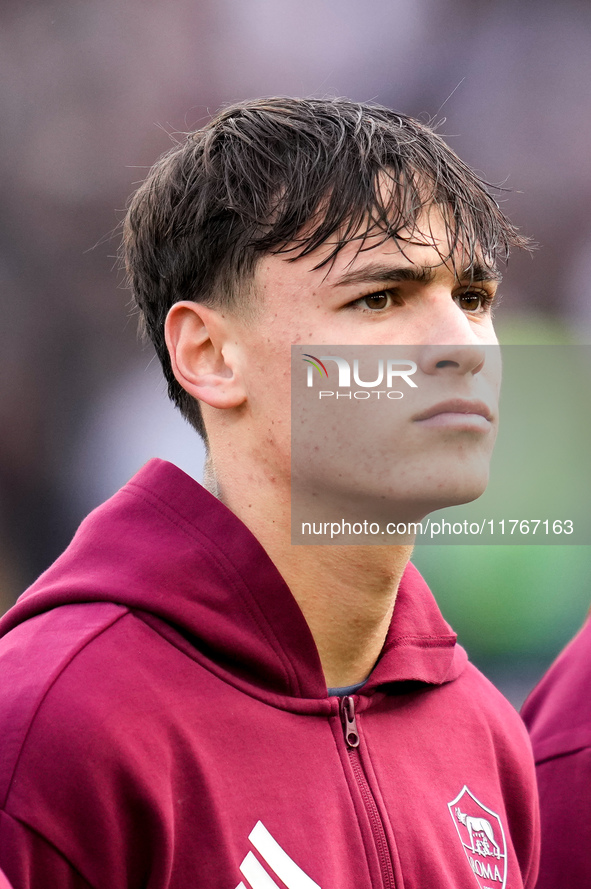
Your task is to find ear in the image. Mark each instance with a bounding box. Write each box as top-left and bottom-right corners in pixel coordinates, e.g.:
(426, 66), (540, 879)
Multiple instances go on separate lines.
(164, 301), (247, 409)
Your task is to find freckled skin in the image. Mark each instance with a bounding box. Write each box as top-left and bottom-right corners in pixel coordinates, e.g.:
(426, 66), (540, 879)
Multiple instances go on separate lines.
(224, 210), (499, 511)
(168, 205), (501, 687)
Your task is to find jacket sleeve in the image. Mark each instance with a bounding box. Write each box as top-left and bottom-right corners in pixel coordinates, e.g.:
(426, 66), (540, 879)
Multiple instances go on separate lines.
(533, 747), (591, 889)
(0, 811), (95, 889)
(513, 728), (541, 889)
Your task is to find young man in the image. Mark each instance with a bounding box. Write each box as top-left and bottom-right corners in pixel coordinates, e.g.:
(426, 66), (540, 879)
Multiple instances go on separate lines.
(0, 98), (539, 888)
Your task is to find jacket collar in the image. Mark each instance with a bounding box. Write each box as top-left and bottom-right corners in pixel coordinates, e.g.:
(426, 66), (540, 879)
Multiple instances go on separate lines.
(0, 459), (466, 699)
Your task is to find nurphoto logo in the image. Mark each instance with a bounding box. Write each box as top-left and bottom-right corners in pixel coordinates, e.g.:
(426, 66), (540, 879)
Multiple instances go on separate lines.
(302, 353), (418, 399)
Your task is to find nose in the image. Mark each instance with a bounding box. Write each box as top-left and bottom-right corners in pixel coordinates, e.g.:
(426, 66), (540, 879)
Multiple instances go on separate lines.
(410, 283), (496, 375)
(417, 344), (486, 376)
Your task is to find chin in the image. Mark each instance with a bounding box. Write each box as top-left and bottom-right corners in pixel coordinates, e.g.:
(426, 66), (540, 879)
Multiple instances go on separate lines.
(416, 475), (491, 515)
(291, 462), (492, 527)
(370, 469), (491, 522)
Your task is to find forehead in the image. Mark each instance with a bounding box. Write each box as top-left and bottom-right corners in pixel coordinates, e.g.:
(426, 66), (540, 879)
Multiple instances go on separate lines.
(254, 205), (499, 293)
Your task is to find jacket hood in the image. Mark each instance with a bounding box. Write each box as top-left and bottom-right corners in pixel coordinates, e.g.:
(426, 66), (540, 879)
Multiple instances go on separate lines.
(0, 459), (467, 700)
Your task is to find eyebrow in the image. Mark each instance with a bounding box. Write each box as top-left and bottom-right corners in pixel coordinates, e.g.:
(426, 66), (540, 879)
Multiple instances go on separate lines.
(333, 261), (503, 288)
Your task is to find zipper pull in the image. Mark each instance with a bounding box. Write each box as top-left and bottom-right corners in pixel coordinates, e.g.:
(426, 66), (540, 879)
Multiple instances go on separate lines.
(340, 695), (360, 748)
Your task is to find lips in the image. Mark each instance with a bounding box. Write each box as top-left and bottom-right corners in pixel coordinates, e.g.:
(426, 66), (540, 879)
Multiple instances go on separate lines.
(413, 399), (494, 423)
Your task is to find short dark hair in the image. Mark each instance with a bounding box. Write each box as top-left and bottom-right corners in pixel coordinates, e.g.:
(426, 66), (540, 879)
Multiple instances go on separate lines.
(123, 96), (528, 439)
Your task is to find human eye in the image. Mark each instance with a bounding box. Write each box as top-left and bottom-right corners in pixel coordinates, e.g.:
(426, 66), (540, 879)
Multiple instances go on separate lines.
(454, 287), (497, 315)
(349, 290), (399, 313)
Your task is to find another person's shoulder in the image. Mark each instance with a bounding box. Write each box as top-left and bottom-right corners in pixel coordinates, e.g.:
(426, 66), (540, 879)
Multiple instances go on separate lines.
(522, 614), (591, 761)
(521, 616), (591, 887)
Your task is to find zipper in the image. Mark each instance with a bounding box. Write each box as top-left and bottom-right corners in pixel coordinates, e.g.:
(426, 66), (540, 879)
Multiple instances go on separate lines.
(341, 695), (360, 747)
(339, 696), (396, 889)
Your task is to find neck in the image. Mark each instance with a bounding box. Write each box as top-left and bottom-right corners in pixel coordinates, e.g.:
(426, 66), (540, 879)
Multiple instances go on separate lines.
(274, 541), (413, 688)
(211, 456), (413, 689)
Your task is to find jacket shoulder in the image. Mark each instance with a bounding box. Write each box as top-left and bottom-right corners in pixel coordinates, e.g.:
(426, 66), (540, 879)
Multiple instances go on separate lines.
(460, 661), (532, 746)
(522, 617), (591, 762)
(0, 602), (128, 805)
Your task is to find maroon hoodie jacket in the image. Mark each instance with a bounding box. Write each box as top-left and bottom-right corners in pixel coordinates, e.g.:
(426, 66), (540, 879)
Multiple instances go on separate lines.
(0, 460), (539, 889)
(521, 617), (591, 888)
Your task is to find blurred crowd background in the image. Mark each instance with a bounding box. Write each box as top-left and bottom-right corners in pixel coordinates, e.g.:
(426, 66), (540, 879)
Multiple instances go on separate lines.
(1, 0), (590, 706)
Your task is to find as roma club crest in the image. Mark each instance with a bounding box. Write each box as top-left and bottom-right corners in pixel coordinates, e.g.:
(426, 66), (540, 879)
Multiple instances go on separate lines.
(448, 786), (507, 889)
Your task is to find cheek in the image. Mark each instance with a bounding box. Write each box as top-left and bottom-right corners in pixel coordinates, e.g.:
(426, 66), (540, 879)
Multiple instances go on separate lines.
(487, 352), (503, 399)
(245, 346), (292, 437)
(479, 319), (499, 347)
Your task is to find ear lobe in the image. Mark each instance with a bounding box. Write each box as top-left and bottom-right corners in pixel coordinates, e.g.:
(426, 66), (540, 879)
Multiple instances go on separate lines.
(164, 301), (247, 409)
